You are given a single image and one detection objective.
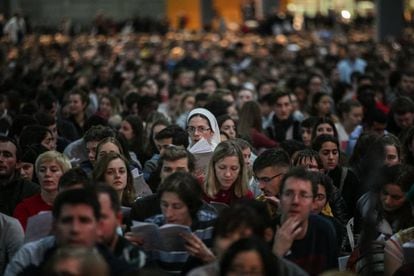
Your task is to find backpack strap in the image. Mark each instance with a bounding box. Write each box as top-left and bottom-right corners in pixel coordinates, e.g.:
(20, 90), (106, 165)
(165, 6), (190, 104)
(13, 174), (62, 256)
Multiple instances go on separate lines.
(339, 167), (348, 193)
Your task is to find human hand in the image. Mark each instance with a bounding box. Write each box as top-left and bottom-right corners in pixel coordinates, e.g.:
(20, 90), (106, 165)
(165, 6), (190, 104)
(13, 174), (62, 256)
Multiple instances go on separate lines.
(124, 232), (145, 246)
(181, 233), (216, 263)
(272, 216), (303, 257)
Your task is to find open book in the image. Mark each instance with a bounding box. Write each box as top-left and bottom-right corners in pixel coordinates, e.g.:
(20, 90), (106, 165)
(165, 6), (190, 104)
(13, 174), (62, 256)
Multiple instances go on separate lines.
(25, 211), (53, 243)
(131, 221), (191, 251)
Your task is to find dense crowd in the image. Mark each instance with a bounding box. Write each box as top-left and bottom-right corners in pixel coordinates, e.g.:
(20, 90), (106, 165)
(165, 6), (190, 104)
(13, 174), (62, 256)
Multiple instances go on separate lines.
(2, 13), (414, 275)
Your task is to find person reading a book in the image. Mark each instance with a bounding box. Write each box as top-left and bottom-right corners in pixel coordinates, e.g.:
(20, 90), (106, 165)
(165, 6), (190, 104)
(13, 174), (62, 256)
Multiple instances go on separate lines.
(93, 152), (136, 207)
(143, 172), (216, 274)
(13, 151), (72, 230)
(203, 140), (253, 205)
(186, 108), (221, 153)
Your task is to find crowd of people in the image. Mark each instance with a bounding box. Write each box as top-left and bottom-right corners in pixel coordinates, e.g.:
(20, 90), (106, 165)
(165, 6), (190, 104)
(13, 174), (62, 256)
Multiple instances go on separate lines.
(2, 9), (414, 275)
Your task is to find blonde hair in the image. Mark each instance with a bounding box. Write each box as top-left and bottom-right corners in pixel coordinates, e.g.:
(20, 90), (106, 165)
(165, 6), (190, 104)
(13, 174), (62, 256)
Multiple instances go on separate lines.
(204, 140), (249, 199)
(35, 151), (72, 175)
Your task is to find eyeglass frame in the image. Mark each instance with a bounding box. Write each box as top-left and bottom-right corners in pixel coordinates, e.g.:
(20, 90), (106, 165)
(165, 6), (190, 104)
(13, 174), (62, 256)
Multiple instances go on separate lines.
(186, 126), (211, 134)
(281, 190), (314, 200)
(254, 172), (284, 183)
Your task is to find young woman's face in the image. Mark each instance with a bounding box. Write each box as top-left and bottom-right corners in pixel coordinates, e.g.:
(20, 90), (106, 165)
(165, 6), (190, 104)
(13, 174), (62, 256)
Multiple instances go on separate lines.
(183, 96), (195, 112)
(384, 145), (400, 166)
(187, 116), (213, 144)
(160, 191), (192, 226)
(380, 184), (405, 212)
(97, 142), (121, 160)
(312, 184), (327, 214)
(301, 127), (312, 147)
(119, 121), (134, 141)
(344, 106), (363, 127)
(99, 97), (112, 116)
(37, 160), (64, 193)
(69, 94), (86, 115)
(220, 119), (237, 139)
(42, 132), (56, 151)
(318, 141), (339, 171)
(214, 156), (241, 191)
(315, 95), (332, 116)
(316, 123), (335, 137)
(227, 250), (264, 276)
(104, 158), (128, 192)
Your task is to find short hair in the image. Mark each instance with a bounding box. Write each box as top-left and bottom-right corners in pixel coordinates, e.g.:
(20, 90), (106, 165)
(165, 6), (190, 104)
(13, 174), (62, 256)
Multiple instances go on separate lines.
(0, 135), (21, 161)
(160, 146), (195, 173)
(312, 171), (333, 201)
(53, 188), (100, 220)
(34, 112), (56, 127)
(83, 125), (116, 143)
(375, 164), (414, 194)
(58, 167), (91, 191)
(337, 99), (362, 119)
(292, 149), (323, 170)
(157, 172), (203, 219)
(280, 140), (306, 159)
(391, 96), (414, 115)
(280, 166), (318, 197)
(35, 151), (72, 176)
(95, 184), (121, 213)
(300, 116), (318, 129)
(155, 125), (189, 148)
(69, 88), (90, 108)
(19, 125), (52, 150)
(205, 140), (249, 199)
(311, 116), (339, 138)
(274, 90), (291, 103)
(253, 148), (290, 173)
(233, 138), (252, 151)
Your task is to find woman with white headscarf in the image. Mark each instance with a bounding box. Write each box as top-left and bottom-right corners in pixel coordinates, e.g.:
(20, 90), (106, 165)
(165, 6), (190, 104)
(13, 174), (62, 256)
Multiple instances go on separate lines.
(186, 108), (221, 153)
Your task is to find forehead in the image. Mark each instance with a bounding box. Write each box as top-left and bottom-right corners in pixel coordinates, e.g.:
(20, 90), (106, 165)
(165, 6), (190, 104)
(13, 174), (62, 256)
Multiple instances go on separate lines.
(0, 141), (17, 154)
(321, 141), (338, 149)
(57, 203), (96, 219)
(161, 191), (184, 204)
(284, 177), (312, 192)
(39, 159), (61, 168)
(163, 158), (188, 168)
(276, 95), (290, 104)
(188, 115), (209, 126)
(99, 142), (120, 152)
(108, 158), (126, 167)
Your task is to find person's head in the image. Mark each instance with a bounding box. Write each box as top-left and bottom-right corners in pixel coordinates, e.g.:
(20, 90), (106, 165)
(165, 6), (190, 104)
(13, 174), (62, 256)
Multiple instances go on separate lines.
(377, 164), (414, 213)
(307, 73), (324, 95)
(279, 166), (318, 224)
(0, 135), (20, 180)
(52, 188), (101, 247)
(300, 116), (318, 147)
(292, 149), (323, 172)
(273, 91), (292, 121)
(35, 151), (72, 193)
(83, 125), (116, 164)
(95, 137), (124, 161)
(20, 144), (48, 181)
(253, 149), (290, 197)
(237, 87), (256, 110)
(399, 71), (414, 94)
(205, 140), (249, 198)
(159, 146), (195, 182)
(219, 237), (278, 276)
(391, 96), (414, 130)
(157, 172), (203, 226)
(234, 138), (253, 169)
(311, 92), (333, 117)
(374, 133), (403, 166)
(19, 125), (56, 151)
(312, 134), (340, 171)
(58, 167), (91, 192)
(119, 114), (144, 148)
(337, 99), (363, 127)
(237, 101), (263, 139)
(178, 92), (196, 113)
(34, 112), (59, 141)
(200, 75), (220, 94)
(43, 246), (109, 276)
(311, 116), (338, 139)
(186, 108), (220, 147)
(154, 125), (189, 155)
(68, 89), (89, 115)
(95, 184), (122, 248)
(217, 114), (237, 140)
(311, 172), (333, 214)
(213, 201), (273, 257)
(365, 109), (387, 135)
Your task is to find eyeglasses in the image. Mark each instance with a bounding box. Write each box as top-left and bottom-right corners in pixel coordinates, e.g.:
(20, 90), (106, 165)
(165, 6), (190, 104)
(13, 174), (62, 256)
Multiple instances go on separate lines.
(315, 193), (326, 201)
(186, 126), (211, 134)
(281, 190), (314, 200)
(254, 172), (284, 183)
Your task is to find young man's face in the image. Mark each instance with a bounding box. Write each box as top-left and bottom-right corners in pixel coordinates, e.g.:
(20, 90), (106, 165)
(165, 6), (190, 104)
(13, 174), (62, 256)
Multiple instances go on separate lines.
(160, 158), (189, 182)
(280, 177), (314, 224)
(0, 141), (18, 180)
(394, 112), (414, 129)
(54, 204), (100, 248)
(274, 95), (292, 121)
(255, 165), (288, 197)
(98, 193), (122, 247)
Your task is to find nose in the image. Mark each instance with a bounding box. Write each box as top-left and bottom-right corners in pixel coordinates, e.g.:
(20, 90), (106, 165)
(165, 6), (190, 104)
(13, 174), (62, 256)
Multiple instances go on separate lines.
(258, 182), (265, 190)
(224, 169), (232, 177)
(384, 196), (392, 206)
(164, 207), (173, 219)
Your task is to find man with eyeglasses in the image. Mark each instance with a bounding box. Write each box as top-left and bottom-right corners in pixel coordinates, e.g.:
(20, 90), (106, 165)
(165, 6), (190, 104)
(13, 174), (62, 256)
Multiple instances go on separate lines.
(272, 167), (338, 275)
(252, 149), (290, 217)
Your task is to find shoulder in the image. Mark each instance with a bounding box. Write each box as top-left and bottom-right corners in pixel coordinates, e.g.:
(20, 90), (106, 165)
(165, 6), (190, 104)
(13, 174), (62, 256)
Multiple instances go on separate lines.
(309, 215), (336, 234)
(277, 256), (309, 276)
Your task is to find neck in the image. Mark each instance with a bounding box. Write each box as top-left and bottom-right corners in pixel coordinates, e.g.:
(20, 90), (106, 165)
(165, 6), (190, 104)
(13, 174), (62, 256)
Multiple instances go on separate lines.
(41, 189), (58, 205)
(74, 112), (84, 125)
(343, 121), (355, 134)
(118, 190), (123, 204)
(108, 233), (119, 252)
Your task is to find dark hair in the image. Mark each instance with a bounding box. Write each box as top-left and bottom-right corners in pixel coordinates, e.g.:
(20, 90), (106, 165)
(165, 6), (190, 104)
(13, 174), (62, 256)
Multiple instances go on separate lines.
(69, 88), (90, 108)
(280, 166), (318, 198)
(155, 125), (189, 148)
(19, 125), (52, 151)
(8, 114), (38, 140)
(311, 116), (338, 139)
(337, 99), (362, 119)
(312, 171), (333, 201)
(0, 135), (22, 161)
(311, 134), (340, 153)
(58, 168), (91, 191)
(122, 115), (145, 159)
(279, 140), (306, 159)
(53, 188), (100, 220)
(95, 184), (121, 213)
(157, 172), (203, 219)
(160, 146), (196, 173)
(34, 112), (56, 127)
(220, 237), (279, 276)
(253, 148), (290, 173)
(391, 96), (414, 115)
(310, 92), (331, 117)
(36, 91), (57, 111)
(300, 116), (318, 129)
(292, 149), (323, 170)
(83, 125), (116, 143)
(402, 126), (414, 165)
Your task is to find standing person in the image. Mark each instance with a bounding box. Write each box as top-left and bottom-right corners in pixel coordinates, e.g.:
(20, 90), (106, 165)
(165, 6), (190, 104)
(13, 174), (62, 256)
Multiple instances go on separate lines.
(67, 89), (90, 140)
(203, 140), (253, 205)
(272, 167), (338, 275)
(3, 13), (25, 44)
(0, 136), (39, 216)
(13, 151), (71, 230)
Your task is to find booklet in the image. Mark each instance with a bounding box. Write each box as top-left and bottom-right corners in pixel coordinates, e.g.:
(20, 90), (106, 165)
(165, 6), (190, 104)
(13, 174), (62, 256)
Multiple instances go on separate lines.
(25, 211), (53, 243)
(131, 221), (192, 251)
